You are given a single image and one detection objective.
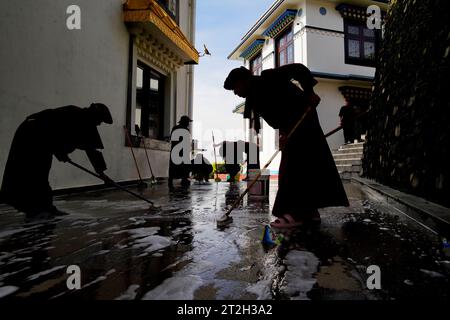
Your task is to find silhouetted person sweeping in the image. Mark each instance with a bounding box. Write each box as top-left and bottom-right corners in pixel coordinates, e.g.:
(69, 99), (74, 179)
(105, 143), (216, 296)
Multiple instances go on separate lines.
(339, 100), (356, 144)
(191, 154), (213, 183)
(224, 64), (349, 228)
(219, 141), (241, 182)
(218, 140), (260, 182)
(169, 116), (193, 189)
(1, 103), (113, 218)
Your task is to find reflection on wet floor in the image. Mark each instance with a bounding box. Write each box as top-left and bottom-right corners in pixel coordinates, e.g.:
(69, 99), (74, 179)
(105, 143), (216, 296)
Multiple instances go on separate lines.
(0, 181), (449, 300)
(0, 182), (271, 300)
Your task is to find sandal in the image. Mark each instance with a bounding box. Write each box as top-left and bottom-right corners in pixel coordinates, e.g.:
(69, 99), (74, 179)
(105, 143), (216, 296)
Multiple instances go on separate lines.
(270, 213), (304, 229)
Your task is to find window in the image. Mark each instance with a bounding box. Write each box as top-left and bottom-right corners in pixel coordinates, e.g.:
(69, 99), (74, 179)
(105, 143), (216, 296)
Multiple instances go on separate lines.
(158, 0), (179, 23)
(135, 62), (166, 140)
(250, 53), (262, 76)
(344, 21), (378, 67)
(276, 26), (294, 67)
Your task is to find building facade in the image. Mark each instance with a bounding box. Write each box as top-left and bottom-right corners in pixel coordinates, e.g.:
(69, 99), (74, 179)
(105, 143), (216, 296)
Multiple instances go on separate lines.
(0, 0), (198, 190)
(228, 0), (387, 173)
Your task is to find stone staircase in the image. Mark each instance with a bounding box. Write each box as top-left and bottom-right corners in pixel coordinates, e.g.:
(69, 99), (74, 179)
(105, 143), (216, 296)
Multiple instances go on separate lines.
(332, 142), (365, 180)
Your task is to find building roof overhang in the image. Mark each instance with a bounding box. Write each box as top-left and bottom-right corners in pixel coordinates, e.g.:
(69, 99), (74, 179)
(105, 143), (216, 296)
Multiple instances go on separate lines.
(228, 0), (389, 61)
(240, 39), (265, 60)
(233, 102), (246, 114)
(123, 0), (199, 67)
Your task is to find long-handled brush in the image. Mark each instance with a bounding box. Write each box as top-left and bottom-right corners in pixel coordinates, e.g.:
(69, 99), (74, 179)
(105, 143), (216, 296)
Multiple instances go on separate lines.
(123, 126), (148, 189)
(211, 131), (221, 182)
(217, 105), (315, 227)
(135, 125), (158, 185)
(68, 160), (157, 209)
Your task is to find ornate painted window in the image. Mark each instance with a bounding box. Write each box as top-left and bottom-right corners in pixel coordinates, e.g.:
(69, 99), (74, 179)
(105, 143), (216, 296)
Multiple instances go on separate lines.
(276, 26), (294, 67)
(345, 21), (377, 67)
(336, 3), (384, 67)
(250, 53), (263, 76)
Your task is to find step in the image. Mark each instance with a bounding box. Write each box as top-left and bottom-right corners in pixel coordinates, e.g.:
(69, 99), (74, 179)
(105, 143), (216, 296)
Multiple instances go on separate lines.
(339, 142), (365, 149)
(336, 147), (364, 155)
(340, 171), (362, 180)
(332, 152), (363, 159)
(352, 177), (450, 237)
(334, 158), (362, 166)
(336, 164), (361, 173)
(340, 171), (361, 180)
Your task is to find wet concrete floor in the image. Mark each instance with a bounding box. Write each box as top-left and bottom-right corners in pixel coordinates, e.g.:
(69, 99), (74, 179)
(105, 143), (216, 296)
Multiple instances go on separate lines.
(0, 180), (449, 300)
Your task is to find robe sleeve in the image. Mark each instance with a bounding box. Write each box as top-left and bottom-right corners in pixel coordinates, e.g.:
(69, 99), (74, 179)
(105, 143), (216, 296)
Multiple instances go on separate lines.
(86, 149), (107, 173)
(78, 126), (104, 150)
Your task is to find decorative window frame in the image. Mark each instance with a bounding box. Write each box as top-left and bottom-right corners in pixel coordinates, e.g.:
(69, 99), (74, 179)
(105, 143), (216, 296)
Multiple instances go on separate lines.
(250, 53), (263, 76)
(337, 3), (384, 68)
(275, 25), (294, 67)
(343, 20), (379, 67)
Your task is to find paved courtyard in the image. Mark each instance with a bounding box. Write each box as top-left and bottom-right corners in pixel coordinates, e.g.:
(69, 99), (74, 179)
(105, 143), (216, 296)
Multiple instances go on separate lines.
(0, 180), (449, 300)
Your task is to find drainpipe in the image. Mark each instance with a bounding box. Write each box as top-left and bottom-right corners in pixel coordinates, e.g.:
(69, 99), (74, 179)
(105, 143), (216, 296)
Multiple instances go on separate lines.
(187, 0), (196, 134)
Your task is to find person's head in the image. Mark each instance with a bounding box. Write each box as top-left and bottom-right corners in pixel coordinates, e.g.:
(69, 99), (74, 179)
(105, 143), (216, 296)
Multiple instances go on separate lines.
(224, 67), (253, 98)
(178, 115), (192, 128)
(88, 103), (113, 126)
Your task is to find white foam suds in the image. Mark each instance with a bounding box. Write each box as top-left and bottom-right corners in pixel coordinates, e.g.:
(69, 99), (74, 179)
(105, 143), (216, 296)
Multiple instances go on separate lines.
(94, 250), (111, 256)
(245, 253), (279, 300)
(80, 270), (114, 290)
(26, 265), (66, 281)
(420, 269), (445, 278)
(133, 235), (172, 253)
(115, 284), (140, 300)
(9, 257), (32, 263)
(0, 286), (19, 298)
(128, 227), (160, 238)
(82, 276), (107, 289)
(0, 228), (27, 238)
(280, 250), (319, 300)
(0, 267), (31, 281)
(101, 225), (121, 233)
(0, 252), (14, 263)
(142, 275), (203, 300)
(246, 279), (272, 300)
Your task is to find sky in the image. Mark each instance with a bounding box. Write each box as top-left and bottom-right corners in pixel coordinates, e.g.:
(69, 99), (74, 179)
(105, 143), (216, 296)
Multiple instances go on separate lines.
(192, 0), (274, 161)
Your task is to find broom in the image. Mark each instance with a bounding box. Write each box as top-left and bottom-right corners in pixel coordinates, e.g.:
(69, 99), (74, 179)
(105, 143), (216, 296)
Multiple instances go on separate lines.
(211, 131), (222, 182)
(123, 126), (148, 189)
(217, 103), (316, 227)
(135, 125), (158, 185)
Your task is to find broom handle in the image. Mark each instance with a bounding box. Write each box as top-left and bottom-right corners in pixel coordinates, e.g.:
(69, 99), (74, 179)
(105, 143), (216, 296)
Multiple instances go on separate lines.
(68, 160), (154, 205)
(224, 106), (314, 217)
(212, 132), (220, 180)
(140, 134), (155, 179)
(123, 126), (144, 182)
